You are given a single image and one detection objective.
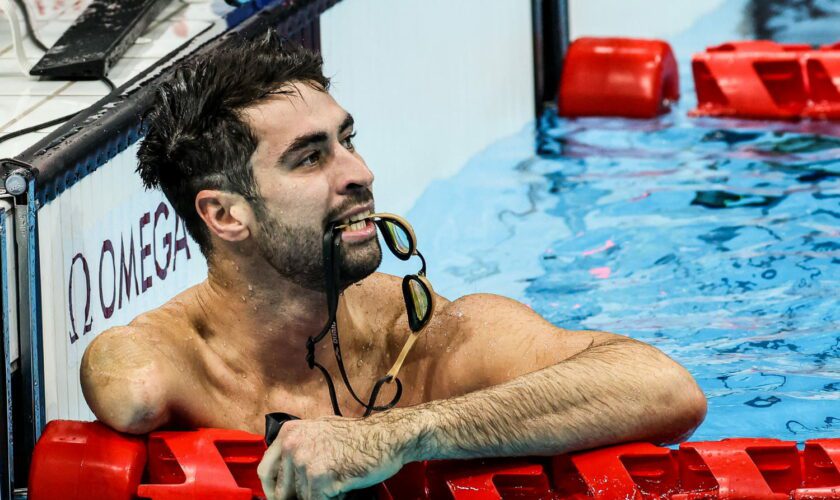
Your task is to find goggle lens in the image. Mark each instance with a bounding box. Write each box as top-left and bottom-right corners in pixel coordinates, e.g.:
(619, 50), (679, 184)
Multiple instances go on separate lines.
(383, 220), (412, 258)
(404, 276), (433, 332)
(409, 278), (430, 323)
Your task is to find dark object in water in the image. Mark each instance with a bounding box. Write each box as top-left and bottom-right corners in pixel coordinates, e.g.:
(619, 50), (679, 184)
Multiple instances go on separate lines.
(700, 129), (764, 145)
(691, 190), (783, 209)
(29, 0), (171, 79)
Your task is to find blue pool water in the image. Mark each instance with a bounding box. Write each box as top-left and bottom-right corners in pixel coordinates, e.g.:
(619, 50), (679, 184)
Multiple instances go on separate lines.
(382, 103), (840, 443)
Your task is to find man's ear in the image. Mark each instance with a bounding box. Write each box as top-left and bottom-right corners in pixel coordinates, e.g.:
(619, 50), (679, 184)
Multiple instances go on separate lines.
(195, 190), (253, 243)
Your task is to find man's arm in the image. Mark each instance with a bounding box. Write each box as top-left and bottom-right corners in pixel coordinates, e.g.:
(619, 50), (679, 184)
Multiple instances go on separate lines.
(258, 293), (706, 499)
(80, 327), (173, 434)
(387, 293), (707, 459)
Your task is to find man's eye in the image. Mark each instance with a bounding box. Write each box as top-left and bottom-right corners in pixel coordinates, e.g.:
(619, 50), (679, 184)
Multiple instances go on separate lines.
(299, 151), (320, 167)
(341, 132), (357, 151)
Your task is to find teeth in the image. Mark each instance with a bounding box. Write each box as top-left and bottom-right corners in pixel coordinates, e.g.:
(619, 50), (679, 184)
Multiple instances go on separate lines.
(343, 210), (372, 226)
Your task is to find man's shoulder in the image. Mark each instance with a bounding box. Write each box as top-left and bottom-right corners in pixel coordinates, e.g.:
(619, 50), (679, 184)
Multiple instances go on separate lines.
(80, 323), (177, 433)
(88, 285), (198, 353)
(85, 280), (207, 373)
(80, 286), (203, 433)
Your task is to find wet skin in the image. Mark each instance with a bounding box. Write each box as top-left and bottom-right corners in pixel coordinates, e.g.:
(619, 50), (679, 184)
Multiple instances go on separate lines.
(81, 83), (707, 499)
(84, 272), (437, 430)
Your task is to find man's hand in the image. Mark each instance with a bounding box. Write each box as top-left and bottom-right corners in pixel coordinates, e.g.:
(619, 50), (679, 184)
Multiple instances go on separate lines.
(257, 416), (412, 500)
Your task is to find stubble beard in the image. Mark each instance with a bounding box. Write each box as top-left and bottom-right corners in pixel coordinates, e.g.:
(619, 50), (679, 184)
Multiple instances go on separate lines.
(254, 206), (382, 292)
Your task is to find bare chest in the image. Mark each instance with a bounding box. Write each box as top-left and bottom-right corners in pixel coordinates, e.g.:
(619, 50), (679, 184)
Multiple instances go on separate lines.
(178, 364), (432, 435)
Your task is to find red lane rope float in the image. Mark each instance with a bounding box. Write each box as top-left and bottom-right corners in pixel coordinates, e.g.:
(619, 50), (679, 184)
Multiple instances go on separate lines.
(28, 421), (840, 499)
(691, 40), (840, 120)
(27, 421), (147, 500)
(557, 37), (680, 119)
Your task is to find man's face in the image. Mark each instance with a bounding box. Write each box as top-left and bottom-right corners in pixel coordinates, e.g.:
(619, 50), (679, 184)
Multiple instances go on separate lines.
(243, 82), (381, 291)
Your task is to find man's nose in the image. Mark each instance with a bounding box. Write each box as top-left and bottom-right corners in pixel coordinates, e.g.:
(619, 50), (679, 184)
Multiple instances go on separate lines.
(334, 148), (374, 194)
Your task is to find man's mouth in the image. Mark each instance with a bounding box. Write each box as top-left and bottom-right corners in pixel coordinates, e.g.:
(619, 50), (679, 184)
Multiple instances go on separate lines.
(340, 209), (373, 230)
(336, 209), (376, 243)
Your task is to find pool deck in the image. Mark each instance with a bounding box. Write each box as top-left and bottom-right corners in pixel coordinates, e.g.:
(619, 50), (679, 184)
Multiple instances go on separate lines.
(0, 0), (230, 159)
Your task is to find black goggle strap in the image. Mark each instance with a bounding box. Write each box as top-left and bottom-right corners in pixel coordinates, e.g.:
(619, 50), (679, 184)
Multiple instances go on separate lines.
(322, 276), (402, 416)
(311, 338), (344, 416)
(323, 231), (375, 409)
(305, 229), (344, 416)
(416, 250), (428, 276)
(363, 375), (403, 417)
(309, 229), (340, 349)
(332, 330), (403, 415)
(309, 227), (403, 416)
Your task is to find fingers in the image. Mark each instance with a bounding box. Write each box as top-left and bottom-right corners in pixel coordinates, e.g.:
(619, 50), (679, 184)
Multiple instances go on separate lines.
(257, 441), (283, 500)
(277, 454), (297, 500)
(306, 465), (340, 500)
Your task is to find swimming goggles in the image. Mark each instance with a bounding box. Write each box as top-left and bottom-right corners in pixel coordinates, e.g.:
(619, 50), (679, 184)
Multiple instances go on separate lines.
(306, 213), (437, 417)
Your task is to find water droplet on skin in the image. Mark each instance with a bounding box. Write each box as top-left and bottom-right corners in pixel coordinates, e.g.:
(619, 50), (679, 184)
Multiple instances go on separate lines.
(240, 295), (247, 302)
(248, 284), (253, 291)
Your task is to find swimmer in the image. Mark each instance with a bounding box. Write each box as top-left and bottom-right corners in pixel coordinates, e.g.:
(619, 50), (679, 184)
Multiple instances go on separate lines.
(80, 33), (706, 500)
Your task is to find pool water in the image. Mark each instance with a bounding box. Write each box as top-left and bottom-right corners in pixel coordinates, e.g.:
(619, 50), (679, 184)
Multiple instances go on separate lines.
(382, 102), (840, 443)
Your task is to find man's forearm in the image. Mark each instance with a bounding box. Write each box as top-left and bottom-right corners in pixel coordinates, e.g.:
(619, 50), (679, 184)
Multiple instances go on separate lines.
(375, 338), (706, 462)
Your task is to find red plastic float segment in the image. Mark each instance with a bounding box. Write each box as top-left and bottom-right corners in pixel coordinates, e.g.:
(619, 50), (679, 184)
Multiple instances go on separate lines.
(427, 459), (549, 499)
(28, 420), (146, 500)
(554, 442), (679, 499)
(803, 48), (840, 119)
(137, 428), (266, 500)
(437, 461), (550, 500)
(706, 41), (812, 53)
(380, 461), (432, 499)
(692, 41), (808, 119)
(792, 486), (840, 500)
(794, 438), (840, 499)
(692, 40), (840, 120)
(674, 438), (800, 500)
(558, 37), (679, 118)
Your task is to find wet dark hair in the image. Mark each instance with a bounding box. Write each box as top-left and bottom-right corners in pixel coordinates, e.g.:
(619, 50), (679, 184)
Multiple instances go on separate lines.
(137, 32), (330, 257)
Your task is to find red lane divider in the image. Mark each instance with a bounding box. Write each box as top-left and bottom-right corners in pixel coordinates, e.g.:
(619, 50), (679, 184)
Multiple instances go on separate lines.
(559, 442), (679, 499)
(691, 40), (840, 120)
(28, 421), (146, 500)
(28, 421), (840, 499)
(674, 439), (799, 499)
(795, 439), (840, 499)
(137, 428), (265, 499)
(558, 37), (680, 119)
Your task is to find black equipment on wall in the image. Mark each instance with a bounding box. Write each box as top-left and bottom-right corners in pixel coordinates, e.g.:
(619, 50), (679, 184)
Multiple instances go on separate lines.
(29, 0), (172, 79)
(532, 0), (570, 117)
